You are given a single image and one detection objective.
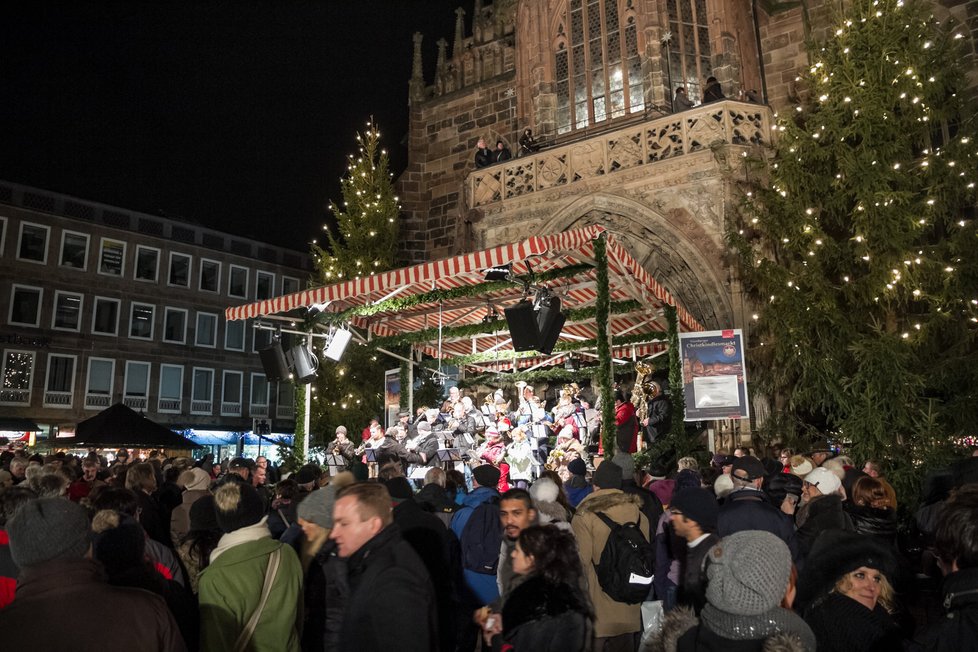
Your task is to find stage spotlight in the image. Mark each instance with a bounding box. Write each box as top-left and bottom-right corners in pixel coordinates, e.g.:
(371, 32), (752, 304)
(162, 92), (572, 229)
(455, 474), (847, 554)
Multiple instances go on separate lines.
(286, 345), (319, 384)
(324, 328), (353, 361)
(483, 264), (511, 281)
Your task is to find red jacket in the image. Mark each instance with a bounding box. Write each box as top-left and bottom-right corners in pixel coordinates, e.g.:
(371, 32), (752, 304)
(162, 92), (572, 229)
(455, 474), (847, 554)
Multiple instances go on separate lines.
(615, 401), (639, 454)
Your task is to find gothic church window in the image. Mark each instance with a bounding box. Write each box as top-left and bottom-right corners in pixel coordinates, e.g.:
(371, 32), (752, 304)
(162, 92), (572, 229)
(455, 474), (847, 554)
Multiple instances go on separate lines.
(665, 0), (712, 102)
(555, 0), (645, 135)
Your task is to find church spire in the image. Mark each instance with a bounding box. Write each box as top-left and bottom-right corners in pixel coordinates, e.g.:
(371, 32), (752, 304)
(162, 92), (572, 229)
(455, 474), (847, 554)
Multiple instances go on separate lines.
(452, 7), (466, 60)
(409, 32), (425, 104)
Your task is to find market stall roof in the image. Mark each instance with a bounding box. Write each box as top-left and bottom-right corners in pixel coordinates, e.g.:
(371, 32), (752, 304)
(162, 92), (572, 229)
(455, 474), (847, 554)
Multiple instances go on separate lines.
(0, 417), (41, 432)
(68, 403), (203, 449)
(225, 226), (704, 372)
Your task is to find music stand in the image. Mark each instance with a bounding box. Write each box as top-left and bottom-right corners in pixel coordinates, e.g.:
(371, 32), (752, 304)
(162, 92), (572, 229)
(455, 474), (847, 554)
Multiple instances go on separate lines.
(573, 412), (587, 429)
(325, 454), (346, 476)
(482, 415), (495, 429)
(363, 449), (378, 463)
(437, 447), (462, 472)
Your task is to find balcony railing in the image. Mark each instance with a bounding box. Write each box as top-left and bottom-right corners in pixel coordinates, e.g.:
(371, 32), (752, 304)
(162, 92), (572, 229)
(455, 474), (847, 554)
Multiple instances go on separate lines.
(123, 396), (148, 411)
(276, 403), (295, 420)
(250, 404), (270, 418)
(0, 389), (30, 405)
(85, 393), (111, 410)
(466, 100), (773, 209)
(221, 401), (242, 417)
(43, 391), (73, 408)
(158, 398), (182, 413)
(191, 400), (213, 415)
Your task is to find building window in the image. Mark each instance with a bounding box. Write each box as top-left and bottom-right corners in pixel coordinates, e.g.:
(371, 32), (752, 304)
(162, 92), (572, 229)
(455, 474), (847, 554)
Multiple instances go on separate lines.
(92, 297), (121, 336)
(123, 361), (151, 411)
(195, 312), (218, 348)
(8, 285), (43, 327)
(225, 319), (245, 351)
(52, 291), (84, 332)
(282, 276), (301, 295)
(555, 0), (645, 134)
(44, 354), (76, 408)
(191, 367), (214, 414)
(256, 271), (275, 300)
(59, 231), (90, 270)
(276, 382), (295, 420)
(98, 238), (126, 276)
(85, 357), (115, 409)
(17, 222), (50, 264)
(134, 245), (160, 282)
(253, 326), (272, 353)
(129, 302), (156, 340)
(221, 370), (243, 416)
(0, 350), (35, 406)
(199, 259), (221, 293)
(168, 252), (192, 288)
(228, 265), (249, 298)
(250, 373), (270, 417)
(666, 0), (712, 102)
(159, 364), (183, 413)
(163, 307), (188, 344)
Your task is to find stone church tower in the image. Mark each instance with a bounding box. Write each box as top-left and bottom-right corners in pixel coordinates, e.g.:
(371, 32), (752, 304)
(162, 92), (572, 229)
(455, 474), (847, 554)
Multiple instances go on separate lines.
(397, 0), (977, 331)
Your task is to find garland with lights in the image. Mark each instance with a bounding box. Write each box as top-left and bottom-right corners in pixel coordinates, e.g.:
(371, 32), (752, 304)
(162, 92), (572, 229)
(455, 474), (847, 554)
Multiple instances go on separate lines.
(595, 234), (616, 455)
(666, 305), (685, 438)
(443, 329), (667, 367)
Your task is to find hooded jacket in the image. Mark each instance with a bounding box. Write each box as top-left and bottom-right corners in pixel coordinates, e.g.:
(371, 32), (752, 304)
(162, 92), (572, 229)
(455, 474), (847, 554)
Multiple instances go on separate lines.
(642, 606), (811, 652)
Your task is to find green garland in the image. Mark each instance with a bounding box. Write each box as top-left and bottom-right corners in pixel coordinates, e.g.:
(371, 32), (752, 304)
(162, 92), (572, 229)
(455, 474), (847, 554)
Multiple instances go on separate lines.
(456, 361), (643, 389)
(595, 234), (615, 455)
(444, 330), (668, 367)
(293, 386), (307, 464)
(309, 262), (595, 327)
(666, 305), (686, 438)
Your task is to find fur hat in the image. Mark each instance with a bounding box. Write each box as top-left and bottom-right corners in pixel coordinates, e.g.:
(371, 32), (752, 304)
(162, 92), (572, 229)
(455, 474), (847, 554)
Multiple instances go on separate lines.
(213, 482), (265, 533)
(592, 461), (623, 490)
(529, 477), (569, 527)
(706, 530), (792, 615)
(92, 511), (145, 575)
(796, 530), (896, 613)
(472, 464), (501, 488)
(789, 455), (815, 477)
(7, 497), (90, 568)
(179, 467), (211, 492)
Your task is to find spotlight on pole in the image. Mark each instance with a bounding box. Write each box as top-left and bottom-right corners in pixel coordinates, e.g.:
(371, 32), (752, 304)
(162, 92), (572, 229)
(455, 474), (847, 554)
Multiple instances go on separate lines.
(324, 328), (353, 362)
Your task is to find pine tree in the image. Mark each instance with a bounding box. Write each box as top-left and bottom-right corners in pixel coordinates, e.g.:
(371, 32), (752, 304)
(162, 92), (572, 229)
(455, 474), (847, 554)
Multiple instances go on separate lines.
(730, 0), (978, 468)
(308, 120), (401, 443)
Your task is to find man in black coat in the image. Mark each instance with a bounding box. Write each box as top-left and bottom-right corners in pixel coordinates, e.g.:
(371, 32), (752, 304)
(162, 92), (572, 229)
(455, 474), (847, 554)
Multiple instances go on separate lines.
(717, 456), (798, 560)
(668, 487), (719, 615)
(330, 482), (438, 652)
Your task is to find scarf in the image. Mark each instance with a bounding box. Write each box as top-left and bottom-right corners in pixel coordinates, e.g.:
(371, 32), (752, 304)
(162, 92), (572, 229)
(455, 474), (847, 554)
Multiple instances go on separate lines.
(700, 604), (816, 651)
(210, 516), (271, 563)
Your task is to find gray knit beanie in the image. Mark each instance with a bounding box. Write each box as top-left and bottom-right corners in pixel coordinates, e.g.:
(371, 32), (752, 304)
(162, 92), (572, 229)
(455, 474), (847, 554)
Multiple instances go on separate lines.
(705, 530), (791, 615)
(8, 497), (90, 568)
(297, 483), (340, 529)
(611, 452), (635, 478)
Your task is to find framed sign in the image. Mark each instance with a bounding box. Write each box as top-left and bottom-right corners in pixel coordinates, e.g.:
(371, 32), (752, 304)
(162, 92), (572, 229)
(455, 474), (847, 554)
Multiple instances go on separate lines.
(679, 329), (750, 421)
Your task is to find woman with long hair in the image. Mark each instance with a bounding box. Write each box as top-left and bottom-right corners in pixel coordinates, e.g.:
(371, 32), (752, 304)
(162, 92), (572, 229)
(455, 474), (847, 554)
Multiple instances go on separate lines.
(845, 476), (898, 548)
(486, 524), (593, 651)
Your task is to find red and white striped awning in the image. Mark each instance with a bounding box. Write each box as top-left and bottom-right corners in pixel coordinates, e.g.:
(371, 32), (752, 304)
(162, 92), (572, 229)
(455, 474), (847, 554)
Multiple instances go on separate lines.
(226, 226), (703, 371)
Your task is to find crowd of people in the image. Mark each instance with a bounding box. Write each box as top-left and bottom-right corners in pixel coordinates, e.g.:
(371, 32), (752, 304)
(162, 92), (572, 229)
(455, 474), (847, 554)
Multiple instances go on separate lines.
(1, 383), (978, 651)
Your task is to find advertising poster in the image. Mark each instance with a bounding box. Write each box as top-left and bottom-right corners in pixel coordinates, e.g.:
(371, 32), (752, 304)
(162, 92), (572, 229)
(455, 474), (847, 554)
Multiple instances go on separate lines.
(679, 329), (750, 421)
(384, 368), (401, 428)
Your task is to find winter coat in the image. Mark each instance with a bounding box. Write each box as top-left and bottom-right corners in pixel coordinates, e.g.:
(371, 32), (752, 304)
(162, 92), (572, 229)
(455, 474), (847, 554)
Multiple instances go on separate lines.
(844, 503), (898, 547)
(170, 488), (210, 547)
(304, 539), (347, 652)
(475, 146), (493, 168)
(339, 524), (438, 652)
(794, 494), (854, 560)
(571, 489), (650, 638)
(917, 566), (978, 652)
(496, 574), (593, 651)
(565, 476), (594, 508)
(505, 440), (534, 481)
(0, 529), (16, 609)
(416, 482), (461, 528)
(642, 606), (812, 652)
(644, 395), (671, 443)
(718, 488), (798, 559)
(615, 401), (639, 454)
(451, 485), (502, 605)
(0, 557), (186, 651)
(198, 534), (303, 652)
(137, 490), (172, 549)
(804, 592), (903, 652)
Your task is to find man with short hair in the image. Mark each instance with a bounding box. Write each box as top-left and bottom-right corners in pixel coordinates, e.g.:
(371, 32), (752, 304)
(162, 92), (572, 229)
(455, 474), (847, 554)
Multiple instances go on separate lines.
(224, 457), (254, 484)
(9, 457), (28, 485)
(415, 467), (459, 527)
(497, 488), (537, 597)
(68, 458), (105, 502)
(717, 456), (797, 558)
(668, 487), (719, 614)
(0, 497), (187, 650)
(331, 483), (437, 652)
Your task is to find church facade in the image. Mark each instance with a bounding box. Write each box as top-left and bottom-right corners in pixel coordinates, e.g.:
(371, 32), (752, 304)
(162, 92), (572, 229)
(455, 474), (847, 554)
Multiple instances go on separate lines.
(397, 0), (977, 334)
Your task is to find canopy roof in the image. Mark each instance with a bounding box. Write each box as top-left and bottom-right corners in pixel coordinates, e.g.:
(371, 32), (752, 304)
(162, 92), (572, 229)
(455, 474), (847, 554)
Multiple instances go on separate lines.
(226, 226), (703, 372)
(69, 403), (203, 449)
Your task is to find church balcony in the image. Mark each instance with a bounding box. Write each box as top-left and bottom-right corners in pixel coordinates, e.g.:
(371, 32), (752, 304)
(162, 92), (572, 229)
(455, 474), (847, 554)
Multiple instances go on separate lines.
(465, 100), (774, 209)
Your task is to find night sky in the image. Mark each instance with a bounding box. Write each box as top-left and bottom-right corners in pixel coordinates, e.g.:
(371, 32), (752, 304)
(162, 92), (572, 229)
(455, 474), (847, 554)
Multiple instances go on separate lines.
(0, 1), (461, 251)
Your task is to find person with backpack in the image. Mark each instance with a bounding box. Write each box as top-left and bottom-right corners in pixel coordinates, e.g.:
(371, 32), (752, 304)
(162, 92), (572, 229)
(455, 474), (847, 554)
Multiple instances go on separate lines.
(572, 460), (653, 652)
(451, 464), (503, 650)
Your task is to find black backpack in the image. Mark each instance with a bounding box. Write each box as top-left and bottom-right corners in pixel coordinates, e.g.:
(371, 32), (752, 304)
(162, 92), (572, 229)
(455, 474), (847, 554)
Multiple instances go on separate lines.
(459, 497), (502, 574)
(593, 511), (655, 604)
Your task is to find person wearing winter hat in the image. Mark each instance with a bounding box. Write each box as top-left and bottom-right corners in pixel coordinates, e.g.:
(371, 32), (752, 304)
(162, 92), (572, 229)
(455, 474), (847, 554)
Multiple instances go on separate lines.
(531, 476), (572, 528)
(199, 482), (303, 652)
(785, 467), (854, 561)
(614, 452), (665, 542)
(451, 463), (503, 610)
(293, 471), (355, 572)
(668, 487), (719, 614)
(644, 530), (815, 652)
(796, 530), (902, 652)
(0, 497), (187, 651)
(718, 456), (798, 559)
(789, 455), (815, 478)
(572, 460), (650, 648)
(169, 467), (212, 546)
(175, 494), (222, 595)
(563, 457), (593, 507)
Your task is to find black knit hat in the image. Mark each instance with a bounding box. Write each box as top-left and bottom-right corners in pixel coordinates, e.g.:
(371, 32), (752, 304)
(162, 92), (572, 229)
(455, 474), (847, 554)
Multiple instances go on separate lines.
(213, 482), (265, 533)
(670, 487), (719, 532)
(472, 464), (501, 488)
(8, 497), (90, 568)
(384, 477), (415, 501)
(592, 461), (623, 490)
(796, 530), (896, 614)
(92, 513), (146, 574)
(188, 494), (221, 532)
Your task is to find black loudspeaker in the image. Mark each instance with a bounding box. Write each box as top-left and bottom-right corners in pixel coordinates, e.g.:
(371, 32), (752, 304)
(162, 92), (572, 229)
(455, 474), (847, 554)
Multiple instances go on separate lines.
(258, 343), (290, 382)
(505, 301), (539, 352)
(536, 311), (566, 355)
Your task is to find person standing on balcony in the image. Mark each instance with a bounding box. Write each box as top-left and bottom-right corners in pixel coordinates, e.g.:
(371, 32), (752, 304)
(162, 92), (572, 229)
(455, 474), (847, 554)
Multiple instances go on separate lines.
(494, 139), (512, 162)
(703, 76), (725, 102)
(673, 86), (694, 111)
(475, 137), (493, 168)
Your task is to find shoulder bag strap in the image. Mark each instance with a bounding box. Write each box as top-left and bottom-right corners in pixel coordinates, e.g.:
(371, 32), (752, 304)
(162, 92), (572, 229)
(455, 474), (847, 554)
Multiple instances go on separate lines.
(593, 511), (620, 532)
(233, 546), (283, 652)
(276, 508), (290, 528)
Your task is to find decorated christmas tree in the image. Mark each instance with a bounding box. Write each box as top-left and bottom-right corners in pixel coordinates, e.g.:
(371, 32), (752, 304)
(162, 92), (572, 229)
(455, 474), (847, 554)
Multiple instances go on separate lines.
(730, 0), (978, 470)
(308, 121), (401, 443)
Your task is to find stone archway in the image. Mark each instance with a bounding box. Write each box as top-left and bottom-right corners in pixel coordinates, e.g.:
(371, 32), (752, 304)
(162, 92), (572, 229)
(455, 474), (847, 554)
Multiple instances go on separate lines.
(539, 193), (734, 329)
